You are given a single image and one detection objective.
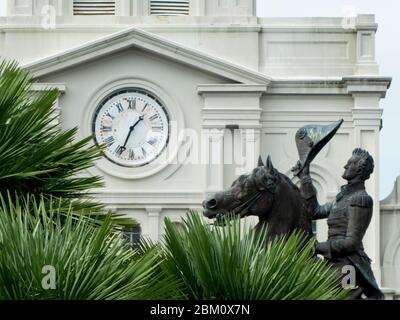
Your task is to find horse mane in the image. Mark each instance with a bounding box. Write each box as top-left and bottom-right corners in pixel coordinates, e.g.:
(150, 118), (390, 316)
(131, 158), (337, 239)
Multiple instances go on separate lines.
(233, 166), (302, 200)
(278, 172), (311, 209)
(279, 172), (301, 192)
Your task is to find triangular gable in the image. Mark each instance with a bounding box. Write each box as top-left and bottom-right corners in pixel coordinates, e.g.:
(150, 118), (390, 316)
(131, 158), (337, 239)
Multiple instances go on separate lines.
(23, 27), (271, 85)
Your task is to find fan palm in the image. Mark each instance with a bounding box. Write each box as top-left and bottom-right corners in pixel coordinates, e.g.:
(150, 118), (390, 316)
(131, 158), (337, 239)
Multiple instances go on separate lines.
(0, 194), (183, 300)
(0, 60), (131, 224)
(162, 211), (349, 300)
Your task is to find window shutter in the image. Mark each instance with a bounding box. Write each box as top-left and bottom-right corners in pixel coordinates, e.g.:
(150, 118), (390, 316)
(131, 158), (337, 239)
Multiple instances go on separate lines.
(150, 0), (190, 16)
(73, 1), (115, 15)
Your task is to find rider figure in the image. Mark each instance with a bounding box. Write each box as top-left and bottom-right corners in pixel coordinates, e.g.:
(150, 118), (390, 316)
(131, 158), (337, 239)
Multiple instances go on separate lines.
(296, 148), (384, 299)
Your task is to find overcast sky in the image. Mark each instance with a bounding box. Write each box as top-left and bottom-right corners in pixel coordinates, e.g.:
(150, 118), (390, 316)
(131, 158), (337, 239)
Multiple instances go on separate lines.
(0, 1), (398, 198)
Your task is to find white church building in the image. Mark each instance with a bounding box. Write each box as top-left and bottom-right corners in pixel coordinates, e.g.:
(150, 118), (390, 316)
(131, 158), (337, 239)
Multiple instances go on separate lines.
(1, 0), (399, 296)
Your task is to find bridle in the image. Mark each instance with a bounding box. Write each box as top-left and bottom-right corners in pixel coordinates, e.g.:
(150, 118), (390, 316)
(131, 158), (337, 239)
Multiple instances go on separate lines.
(232, 190), (268, 217)
(213, 187), (274, 226)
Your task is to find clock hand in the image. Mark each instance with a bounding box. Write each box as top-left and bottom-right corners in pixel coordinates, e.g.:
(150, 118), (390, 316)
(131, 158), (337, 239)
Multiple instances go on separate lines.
(122, 115), (144, 150)
(131, 115), (144, 132)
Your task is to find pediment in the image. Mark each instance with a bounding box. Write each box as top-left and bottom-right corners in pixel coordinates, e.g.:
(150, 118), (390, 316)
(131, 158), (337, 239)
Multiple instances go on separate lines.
(23, 27), (271, 85)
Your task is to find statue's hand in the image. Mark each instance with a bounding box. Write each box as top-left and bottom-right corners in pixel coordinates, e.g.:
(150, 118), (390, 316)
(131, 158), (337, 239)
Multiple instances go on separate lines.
(291, 161), (302, 176)
(291, 161), (310, 179)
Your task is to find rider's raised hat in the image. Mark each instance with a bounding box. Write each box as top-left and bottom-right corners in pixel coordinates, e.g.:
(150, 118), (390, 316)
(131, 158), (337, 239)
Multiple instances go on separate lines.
(293, 119), (343, 175)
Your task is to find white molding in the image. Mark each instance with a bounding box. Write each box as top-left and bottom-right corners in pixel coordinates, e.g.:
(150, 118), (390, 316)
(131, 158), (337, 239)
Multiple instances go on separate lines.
(267, 77), (391, 96)
(344, 76), (392, 98)
(0, 23), (261, 33)
(22, 26), (271, 85)
(259, 14), (378, 33)
(381, 205), (400, 211)
(198, 84), (268, 94)
(96, 190), (204, 205)
(82, 76), (185, 180)
(31, 83), (66, 92)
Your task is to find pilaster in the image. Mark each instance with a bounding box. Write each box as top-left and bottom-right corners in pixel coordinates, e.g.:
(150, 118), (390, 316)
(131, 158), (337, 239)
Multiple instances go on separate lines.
(346, 76), (391, 284)
(199, 84), (267, 193)
(355, 15), (379, 75)
(146, 206), (162, 242)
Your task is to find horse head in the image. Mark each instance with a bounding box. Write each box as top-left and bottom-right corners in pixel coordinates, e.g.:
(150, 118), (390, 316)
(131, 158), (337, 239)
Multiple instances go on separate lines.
(202, 155), (312, 239)
(203, 155), (279, 220)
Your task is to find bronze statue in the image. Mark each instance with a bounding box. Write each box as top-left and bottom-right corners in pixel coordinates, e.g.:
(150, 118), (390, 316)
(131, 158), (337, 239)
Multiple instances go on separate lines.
(293, 123), (383, 299)
(203, 156), (313, 244)
(292, 120), (384, 299)
(203, 119), (383, 299)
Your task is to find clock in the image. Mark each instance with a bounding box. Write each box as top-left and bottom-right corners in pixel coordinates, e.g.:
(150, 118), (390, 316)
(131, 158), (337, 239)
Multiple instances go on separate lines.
(93, 88), (170, 167)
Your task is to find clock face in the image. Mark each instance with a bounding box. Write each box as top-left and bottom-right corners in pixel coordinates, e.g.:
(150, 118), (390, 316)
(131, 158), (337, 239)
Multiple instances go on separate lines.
(93, 89), (170, 167)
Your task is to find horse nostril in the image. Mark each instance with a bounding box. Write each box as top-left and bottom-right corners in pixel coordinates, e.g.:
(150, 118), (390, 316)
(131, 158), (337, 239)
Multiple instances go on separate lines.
(206, 198), (218, 209)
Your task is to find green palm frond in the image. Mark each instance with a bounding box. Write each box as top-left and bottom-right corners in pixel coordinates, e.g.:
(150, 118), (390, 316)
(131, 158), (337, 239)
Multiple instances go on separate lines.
(0, 60), (132, 225)
(0, 194), (183, 300)
(0, 60), (102, 197)
(162, 211), (349, 300)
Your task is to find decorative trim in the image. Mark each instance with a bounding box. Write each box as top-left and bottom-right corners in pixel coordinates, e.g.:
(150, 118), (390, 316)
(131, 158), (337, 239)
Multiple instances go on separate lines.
(381, 205), (400, 211)
(259, 14), (378, 33)
(22, 27), (271, 85)
(267, 77), (392, 96)
(344, 76), (392, 98)
(31, 83), (66, 92)
(95, 190), (205, 205)
(198, 84), (268, 94)
(82, 76), (185, 180)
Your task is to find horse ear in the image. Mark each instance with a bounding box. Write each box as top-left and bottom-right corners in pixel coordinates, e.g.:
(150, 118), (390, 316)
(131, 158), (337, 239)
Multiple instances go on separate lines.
(258, 156), (264, 167)
(265, 155), (274, 172)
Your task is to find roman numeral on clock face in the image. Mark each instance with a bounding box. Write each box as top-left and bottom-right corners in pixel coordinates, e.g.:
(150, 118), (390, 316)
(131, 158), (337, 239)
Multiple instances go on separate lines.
(125, 98), (136, 109)
(115, 145), (126, 156)
(103, 136), (115, 147)
(129, 149), (135, 160)
(101, 125), (112, 132)
(106, 112), (115, 120)
(152, 126), (163, 132)
(147, 137), (157, 146)
(116, 102), (124, 113)
(141, 103), (149, 113)
(149, 114), (158, 122)
(141, 147), (147, 158)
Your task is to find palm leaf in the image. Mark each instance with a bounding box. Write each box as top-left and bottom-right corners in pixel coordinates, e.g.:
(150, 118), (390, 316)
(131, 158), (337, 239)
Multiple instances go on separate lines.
(0, 194), (183, 300)
(0, 60), (131, 225)
(162, 211), (349, 300)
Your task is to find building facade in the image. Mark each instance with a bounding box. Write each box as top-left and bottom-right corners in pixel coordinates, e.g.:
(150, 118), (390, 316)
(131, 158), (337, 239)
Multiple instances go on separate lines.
(0, 0), (394, 292)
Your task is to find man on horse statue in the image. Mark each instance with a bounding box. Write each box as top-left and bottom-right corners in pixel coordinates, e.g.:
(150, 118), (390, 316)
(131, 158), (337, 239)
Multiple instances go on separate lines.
(292, 120), (384, 300)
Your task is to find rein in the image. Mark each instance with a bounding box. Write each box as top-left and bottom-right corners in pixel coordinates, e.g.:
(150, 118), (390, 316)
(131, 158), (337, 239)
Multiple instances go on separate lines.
(211, 190), (269, 226)
(227, 189), (271, 218)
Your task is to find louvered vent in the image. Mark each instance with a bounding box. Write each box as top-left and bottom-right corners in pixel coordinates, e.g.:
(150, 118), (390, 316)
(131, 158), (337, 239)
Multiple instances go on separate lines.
(150, 0), (190, 16)
(73, 1), (115, 15)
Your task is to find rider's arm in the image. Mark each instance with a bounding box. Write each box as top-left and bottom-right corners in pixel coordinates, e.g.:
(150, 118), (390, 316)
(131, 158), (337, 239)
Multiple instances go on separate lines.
(315, 192), (373, 259)
(299, 173), (333, 220)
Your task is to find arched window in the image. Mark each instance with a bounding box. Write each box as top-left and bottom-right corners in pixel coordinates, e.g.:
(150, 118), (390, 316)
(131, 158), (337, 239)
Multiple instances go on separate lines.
(150, 0), (190, 16)
(73, 0), (115, 16)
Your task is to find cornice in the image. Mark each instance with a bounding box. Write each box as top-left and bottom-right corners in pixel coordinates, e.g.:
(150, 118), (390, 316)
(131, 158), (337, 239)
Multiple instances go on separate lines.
(267, 77), (392, 96)
(198, 84), (268, 94)
(22, 27), (271, 85)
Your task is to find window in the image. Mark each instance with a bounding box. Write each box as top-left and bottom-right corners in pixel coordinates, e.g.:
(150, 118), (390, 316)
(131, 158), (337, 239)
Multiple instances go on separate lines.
(150, 0), (190, 16)
(123, 224), (142, 250)
(73, 0), (115, 16)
